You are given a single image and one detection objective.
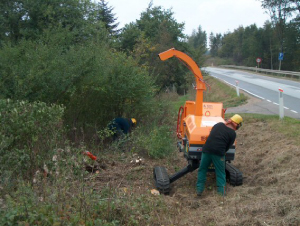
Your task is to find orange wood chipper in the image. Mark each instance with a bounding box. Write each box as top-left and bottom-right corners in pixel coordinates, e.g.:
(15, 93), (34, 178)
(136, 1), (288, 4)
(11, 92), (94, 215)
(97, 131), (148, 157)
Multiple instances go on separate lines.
(153, 48), (243, 194)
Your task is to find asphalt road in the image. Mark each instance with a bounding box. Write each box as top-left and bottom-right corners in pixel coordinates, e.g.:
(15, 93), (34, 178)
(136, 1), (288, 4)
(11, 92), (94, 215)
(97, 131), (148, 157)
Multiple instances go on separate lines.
(202, 67), (300, 119)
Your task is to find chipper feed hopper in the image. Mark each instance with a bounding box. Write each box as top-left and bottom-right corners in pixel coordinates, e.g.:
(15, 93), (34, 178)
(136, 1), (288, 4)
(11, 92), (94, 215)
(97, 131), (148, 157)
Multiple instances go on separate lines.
(153, 48), (243, 194)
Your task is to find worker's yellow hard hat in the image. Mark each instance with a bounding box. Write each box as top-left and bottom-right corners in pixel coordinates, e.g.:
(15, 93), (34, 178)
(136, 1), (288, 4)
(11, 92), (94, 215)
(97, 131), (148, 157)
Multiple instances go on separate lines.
(230, 114), (243, 125)
(131, 118), (137, 125)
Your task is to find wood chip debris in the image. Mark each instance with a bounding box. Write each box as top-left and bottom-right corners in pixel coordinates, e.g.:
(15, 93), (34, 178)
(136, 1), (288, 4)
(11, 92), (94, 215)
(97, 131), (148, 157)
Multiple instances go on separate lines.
(151, 189), (160, 196)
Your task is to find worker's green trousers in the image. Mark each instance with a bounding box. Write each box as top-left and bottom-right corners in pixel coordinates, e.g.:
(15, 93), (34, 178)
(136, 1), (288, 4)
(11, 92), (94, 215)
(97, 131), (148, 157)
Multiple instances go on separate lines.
(196, 152), (226, 195)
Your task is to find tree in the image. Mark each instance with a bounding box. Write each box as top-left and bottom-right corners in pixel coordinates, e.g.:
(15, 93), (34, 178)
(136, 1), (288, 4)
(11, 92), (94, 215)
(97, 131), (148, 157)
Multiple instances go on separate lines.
(119, 3), (188, 93)
(138, 4), (187, 93)
(137, 3), (185, 43)
(209, 32), (222, 57)
(187, 26), (207, 66)
(219, 27), (244, 64)
(217, 25), (265, 67)
(285, 0), (300, 22)
(0, 0), (98, 43)
(261, 21), (277, 69)
(241, 24), (263, 66)
(94, 0), (120, 36)
(261, 0), (295, 69)
(0, 0), (25, 43)
(283, 21), (300, 70)
(119, 22), (142, 52)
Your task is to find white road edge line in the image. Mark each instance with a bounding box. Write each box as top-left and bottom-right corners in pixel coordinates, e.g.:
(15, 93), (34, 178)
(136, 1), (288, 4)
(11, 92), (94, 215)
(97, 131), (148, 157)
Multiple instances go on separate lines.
(241, 89), (265, 100)
(210, 75), (265, 100)
(209, 73), (300, 115)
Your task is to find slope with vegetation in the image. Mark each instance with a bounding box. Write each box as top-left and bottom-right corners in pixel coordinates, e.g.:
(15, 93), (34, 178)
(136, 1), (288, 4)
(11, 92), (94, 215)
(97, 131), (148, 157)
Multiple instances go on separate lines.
(0, 0), (299, 225)
(0, 1), (198, 224)
(2, 72), (299, 225)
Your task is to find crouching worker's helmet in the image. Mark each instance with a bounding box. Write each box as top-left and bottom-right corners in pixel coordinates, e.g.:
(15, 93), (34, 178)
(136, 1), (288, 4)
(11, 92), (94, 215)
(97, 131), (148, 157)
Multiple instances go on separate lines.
(230, 114), (243, 130)
(131, 118), (137, 127)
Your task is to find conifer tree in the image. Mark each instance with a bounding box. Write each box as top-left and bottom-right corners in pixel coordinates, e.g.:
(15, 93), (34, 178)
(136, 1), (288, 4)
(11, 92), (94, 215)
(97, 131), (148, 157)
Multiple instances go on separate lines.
(96, 0), (120, 36)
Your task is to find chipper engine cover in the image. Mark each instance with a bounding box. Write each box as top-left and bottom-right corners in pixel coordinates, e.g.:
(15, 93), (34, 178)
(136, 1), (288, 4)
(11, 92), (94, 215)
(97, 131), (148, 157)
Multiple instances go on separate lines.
(153, 48), (243, 194)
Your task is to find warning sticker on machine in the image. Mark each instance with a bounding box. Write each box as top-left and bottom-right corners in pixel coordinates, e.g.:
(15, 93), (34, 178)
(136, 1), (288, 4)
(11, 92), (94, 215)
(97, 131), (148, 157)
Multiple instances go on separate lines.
(203, 104), (214, 109)
(201, 121), (218, 127)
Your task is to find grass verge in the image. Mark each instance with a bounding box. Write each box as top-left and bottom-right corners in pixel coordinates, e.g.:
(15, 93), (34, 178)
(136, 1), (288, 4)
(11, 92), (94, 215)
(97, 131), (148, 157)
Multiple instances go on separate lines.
(2, 76), (299, 225)
(230, 113), (300, 145)
(176, 72), (248, 109)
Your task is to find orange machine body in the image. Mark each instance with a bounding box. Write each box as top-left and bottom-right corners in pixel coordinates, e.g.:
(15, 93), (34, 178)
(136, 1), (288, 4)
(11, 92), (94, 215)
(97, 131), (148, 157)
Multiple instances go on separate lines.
(153, 48), (243, 194)
(159, 48), (206, 116)
(181, 102), (225, 145)
(159, 48), (226, 146)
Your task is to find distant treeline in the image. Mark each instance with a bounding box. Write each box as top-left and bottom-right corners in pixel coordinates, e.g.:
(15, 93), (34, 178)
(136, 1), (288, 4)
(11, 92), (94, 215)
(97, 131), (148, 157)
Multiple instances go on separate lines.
(209, 0), (300, 71)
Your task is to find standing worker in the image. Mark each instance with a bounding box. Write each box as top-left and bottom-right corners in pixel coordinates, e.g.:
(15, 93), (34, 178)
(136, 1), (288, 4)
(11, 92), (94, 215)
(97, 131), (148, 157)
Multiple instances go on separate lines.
(196, 114), (243, 196)
(109, 118), (137, 139)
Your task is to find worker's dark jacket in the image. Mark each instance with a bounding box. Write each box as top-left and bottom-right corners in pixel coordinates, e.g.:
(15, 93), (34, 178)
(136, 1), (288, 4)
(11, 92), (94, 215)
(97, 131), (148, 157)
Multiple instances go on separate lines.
(202, 122), (236, 156)
(109, 118), (132, 134)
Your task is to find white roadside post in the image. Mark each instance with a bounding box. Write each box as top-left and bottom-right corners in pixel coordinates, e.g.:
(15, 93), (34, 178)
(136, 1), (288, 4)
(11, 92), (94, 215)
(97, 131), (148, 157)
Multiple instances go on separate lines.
(235, 80), (240, 97)
(278, 88), (284, 119)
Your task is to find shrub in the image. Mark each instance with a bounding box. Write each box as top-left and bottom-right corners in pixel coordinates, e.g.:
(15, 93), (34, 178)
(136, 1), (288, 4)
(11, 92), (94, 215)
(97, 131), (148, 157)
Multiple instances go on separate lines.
(146, 125), (175, 159)
(131, 93), (177, 159)
(0, 99), (65, 180)
(0, 33), (156, 141)
(64, 49), (155, 135)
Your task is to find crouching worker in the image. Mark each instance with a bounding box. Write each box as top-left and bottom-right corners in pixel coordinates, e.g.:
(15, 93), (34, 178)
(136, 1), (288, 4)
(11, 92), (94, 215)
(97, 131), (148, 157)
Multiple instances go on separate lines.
(108, 118), (137, 140)
(196, 114), (243, 196)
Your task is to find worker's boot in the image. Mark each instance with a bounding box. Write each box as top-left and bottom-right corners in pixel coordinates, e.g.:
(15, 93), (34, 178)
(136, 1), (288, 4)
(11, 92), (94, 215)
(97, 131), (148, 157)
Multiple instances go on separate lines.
(197, 190), (203, 196)
(217, 186), (226, 196)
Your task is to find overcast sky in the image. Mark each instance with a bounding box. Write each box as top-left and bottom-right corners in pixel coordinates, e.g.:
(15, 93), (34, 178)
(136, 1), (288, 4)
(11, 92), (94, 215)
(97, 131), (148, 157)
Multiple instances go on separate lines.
(106, 0), (270, 36)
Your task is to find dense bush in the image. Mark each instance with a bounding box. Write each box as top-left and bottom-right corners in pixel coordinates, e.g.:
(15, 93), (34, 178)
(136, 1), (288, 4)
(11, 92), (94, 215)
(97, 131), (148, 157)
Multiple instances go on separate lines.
(0, 28), (155, 141)
(131, 93), (177, 159)
(0, 99), (65, 180)
(0, 1), (193, 225)
(64, 47), (155, 136)
(0, 27), (109, 104)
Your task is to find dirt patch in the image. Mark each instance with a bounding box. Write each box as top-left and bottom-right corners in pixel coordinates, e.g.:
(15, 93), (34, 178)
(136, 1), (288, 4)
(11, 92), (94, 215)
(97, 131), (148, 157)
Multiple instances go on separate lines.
(88, 117), (300, 225)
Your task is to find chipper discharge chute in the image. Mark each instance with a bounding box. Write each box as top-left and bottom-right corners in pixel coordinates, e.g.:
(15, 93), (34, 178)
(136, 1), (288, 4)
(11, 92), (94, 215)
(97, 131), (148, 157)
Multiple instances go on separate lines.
(153, 48), (243, 194)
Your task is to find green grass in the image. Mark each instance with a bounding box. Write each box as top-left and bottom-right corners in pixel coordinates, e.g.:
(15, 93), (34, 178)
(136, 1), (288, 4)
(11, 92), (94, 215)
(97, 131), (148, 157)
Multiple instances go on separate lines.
(231, 113), (300, 145)
(203, 74), (248, 108)
(172, 94), (191, 111)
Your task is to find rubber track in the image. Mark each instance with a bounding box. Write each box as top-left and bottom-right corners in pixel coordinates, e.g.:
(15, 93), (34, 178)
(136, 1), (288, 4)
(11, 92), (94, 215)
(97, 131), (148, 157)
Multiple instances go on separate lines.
(153, 166), (171, 194)
(225, 163), (243, 186)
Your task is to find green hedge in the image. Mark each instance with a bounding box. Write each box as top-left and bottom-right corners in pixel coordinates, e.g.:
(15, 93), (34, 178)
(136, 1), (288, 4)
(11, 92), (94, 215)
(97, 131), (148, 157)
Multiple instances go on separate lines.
(0, 30), (155, 138)
(0, 99), (65, 180)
